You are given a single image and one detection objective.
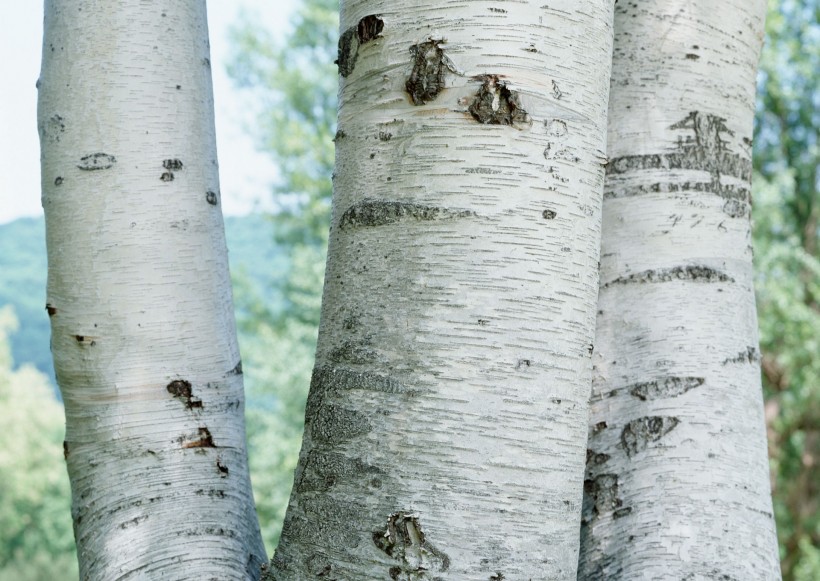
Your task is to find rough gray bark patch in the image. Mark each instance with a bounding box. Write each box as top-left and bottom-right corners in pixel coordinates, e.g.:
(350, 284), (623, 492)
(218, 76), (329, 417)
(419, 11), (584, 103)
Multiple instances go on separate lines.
(469, 75), (529, 126)
(406, 39), (451, 105)
(628, 376), (704, 401)
(310, 365), (411, 395)
(339, 199), (475, 230)
(329, 341), (379, 365)
(337, 15), (384, 77)
(77, 153), (116, 170)
(373, 512), (450, 578)
(296, 450), (384, 493)
(603, 265), (734, 287)
(310, 404), (372, 443)
(621, 416), (680, 457)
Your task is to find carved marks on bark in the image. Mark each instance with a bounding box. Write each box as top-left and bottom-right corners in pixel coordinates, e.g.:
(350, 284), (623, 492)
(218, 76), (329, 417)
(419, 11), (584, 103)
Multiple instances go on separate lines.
(606, 111), (753, 218)
(160, 158), (183, 182)
(373, 512), (450, 580)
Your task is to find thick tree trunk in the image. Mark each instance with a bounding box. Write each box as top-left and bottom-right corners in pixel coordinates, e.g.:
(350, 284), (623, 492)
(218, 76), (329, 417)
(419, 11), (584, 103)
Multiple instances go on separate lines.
(38, 2), (266, 579)
(579, 1), (781, 579)
(269, 1), (614, 579)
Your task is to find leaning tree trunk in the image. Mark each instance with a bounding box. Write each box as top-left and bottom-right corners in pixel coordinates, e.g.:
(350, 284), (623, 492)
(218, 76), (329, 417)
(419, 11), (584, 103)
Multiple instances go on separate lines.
(269, 1), (613, 579)
(579, 1), (781, 579)
(38, 2), (266, 579)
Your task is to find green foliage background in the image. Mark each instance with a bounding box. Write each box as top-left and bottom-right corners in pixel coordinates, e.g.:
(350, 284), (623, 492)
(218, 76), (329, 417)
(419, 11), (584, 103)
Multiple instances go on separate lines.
(0, 0), (815, 578)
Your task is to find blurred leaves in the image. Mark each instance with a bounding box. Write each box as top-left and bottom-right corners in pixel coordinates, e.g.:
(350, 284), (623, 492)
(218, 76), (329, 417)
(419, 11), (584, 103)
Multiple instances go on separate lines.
(227, 0), (338, 552)
(0, 307), (77, 580)
(754, 0), (820, 578)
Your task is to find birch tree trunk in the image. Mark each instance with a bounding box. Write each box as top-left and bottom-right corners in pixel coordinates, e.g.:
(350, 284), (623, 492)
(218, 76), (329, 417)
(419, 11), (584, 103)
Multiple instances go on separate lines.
(38, 2), (266, 579)
(268, 1), (613, 579)
(579, 1), (781, 579)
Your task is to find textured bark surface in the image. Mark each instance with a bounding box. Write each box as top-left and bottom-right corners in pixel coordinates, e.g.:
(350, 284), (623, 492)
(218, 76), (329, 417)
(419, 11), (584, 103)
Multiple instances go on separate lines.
(38, 2), (266, 579)
(579, 1), (781, 579)
(269, 1), (614, 579)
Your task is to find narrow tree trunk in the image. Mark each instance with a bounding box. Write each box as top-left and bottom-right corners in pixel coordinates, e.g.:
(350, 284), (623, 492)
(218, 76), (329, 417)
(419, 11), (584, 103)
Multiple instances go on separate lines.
(579, 1), (781, 579)
(38, 2), (266, 579)
(269, 1), (614, 579)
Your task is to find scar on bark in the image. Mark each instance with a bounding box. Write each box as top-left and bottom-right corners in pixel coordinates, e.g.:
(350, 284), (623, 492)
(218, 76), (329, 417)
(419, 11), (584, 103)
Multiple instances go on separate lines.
(216, 457), (229, 477)
(63, 441), (69, 459)
(406, 38), (457, 105)
(167, 379), (203, 410)
(336, 15), (384, 77)
(469, 75), (530, 127)
(584, 473), (629, 519)
(723, 346), (759, 365)
(373, 512), (450, 576)
(181, 427), (215, 449)
(206, 190), (218, 205)
(339, 199), (476, 230)
(628, 377), (704, 401)
(77, 153), (116, 171)
(621, 416), (680, 456)
(603, 265), (734, 287)
(46, 304), (57, 316)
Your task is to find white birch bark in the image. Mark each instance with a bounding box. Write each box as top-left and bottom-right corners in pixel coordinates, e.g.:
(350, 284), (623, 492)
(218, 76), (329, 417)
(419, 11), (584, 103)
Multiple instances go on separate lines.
(38, 2), (266, 579)
(579, 1), (781, 579)
(268, 1), (614, 579)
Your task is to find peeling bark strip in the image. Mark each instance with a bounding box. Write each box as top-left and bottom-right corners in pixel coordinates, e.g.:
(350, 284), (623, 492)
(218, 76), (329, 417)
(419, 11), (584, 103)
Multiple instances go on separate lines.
(77, 153), (116, 170)
(337, 15), (384, 77)
(621, 416), (680, 457)
(628, 377), (704, 401)
(406, 39), (452, 105)
(603, 265), (734, 287)
(469, 75), (529, 126)
(373, 512), (450, 577)
(339, 199), (475, 230)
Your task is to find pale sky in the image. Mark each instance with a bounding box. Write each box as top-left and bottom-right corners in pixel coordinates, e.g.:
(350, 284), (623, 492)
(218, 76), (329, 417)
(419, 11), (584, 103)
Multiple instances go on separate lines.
(0, 1), (299, 224)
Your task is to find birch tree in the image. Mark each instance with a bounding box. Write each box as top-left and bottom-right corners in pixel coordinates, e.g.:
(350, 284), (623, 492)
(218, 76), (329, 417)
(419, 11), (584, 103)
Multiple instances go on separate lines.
(579, 1), (781, 578)
(38, 2), (265, 579)
(268, 1), (614, 578)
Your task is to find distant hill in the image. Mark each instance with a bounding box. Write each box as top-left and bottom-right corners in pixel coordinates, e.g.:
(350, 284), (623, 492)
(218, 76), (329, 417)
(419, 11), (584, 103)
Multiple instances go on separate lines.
(0, 214), (285, 387)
